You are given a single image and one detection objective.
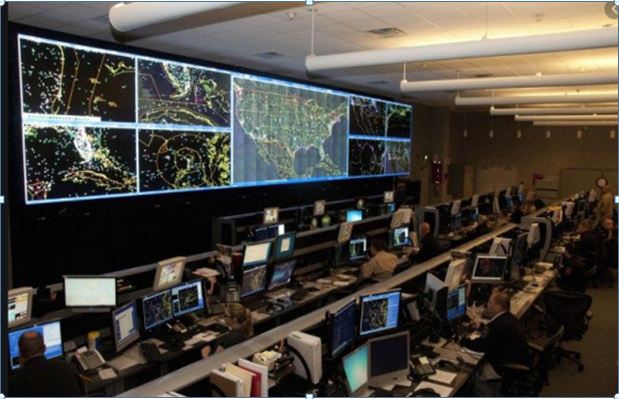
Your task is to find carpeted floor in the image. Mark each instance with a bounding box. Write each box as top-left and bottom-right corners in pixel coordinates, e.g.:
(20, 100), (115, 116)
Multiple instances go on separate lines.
(541, 284), (618, 397)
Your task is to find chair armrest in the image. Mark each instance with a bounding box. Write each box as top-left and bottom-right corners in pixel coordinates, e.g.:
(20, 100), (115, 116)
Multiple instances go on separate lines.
(527, 341), (544, 354)
(500, 363), (531, 372)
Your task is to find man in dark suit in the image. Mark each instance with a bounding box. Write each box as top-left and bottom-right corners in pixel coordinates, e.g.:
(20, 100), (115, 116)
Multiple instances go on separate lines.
(9, 331), (83, 397)
(411, 222), (440, 262)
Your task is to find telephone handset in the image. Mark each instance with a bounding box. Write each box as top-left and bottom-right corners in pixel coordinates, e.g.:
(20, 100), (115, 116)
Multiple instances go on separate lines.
(74, 349), (106, 372)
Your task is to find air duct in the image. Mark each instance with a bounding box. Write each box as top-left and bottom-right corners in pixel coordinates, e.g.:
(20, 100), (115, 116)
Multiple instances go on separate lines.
(455, 92), (618, 106)
(533, 121), (618, 126)
(490, 106), (618, 115)
(515, 114), (618, 122)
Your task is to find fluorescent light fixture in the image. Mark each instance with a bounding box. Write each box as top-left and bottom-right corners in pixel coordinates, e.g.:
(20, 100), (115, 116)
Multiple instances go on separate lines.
(533, 121), (618, 127)
(491, 106), (618, 115)
(515, 114), (618, 122)
(456, 92), (618, 106)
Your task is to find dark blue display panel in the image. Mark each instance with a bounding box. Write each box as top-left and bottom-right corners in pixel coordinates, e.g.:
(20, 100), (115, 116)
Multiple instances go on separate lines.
(18, 34), (412, 205)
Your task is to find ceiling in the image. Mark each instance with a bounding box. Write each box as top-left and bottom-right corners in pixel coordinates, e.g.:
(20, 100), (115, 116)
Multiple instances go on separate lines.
(8, 1), (619, 106)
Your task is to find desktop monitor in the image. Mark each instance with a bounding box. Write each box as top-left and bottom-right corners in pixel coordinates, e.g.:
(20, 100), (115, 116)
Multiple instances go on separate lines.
(8, 287), (33, 329)
(314, 200), (326, 217)
(346, 209), (363, 222)
(242, 241), (272, 268)
(153, 256), (186, 290)
(471, 194), (480, 208)
(451, 199), (462, 216)
(390, 208), (412, 229)
(142, 290), (173, 330)
(511, 233), (528, 269)
(273, 232), (296, 261)
(349, 238), (368, 261)
(452, 213), (462, 231)
(328, 300), (357, 358)
(446, 285), (467, 321)
(171, 279), (205, 317)
(9, 320), (63, 371)
(390, 226), (409, 248)
(63, 276), (117, 308)
(338, 223), (354, 244)
(267, 224), (285, 238)
(268, 259), (296, 290)
(241, 264), (268, 298)
(112, 301), (140, 353)
(471, 255), (509, 284)
(356, 198), (366, 210)
(444, 259), (465, 291)
(424, 273), (447, 313)
(368, 331), (410, 384)
(263, 207), (279, 225)
(254, 226), (269, 241)
(384, 191), (395, 204)
(359, 290), (401, 337)
(343, 344), (369, 396)
(386, 203), (396, 213)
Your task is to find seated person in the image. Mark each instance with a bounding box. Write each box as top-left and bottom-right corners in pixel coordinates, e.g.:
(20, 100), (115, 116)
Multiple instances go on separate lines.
(202, 303), (253, 358)
(510, 201), (524, 224)
(571, 221), (604, 259)
(9, 332), (83, 397)
(360, 239), (399, 280)
(410, 222), (440, 262)
(559, 247), (586, 293)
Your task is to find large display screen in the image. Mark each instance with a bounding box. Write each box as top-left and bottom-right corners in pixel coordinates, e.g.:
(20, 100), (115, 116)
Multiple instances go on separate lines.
(17, 34), (412, 204)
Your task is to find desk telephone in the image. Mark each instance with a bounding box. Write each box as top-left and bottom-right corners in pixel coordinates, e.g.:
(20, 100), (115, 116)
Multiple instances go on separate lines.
(74, 349), (106, 372)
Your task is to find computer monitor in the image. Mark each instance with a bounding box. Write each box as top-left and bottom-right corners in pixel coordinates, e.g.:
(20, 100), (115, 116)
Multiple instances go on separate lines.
(356, 198), (366, 210)
(346, 209), (363, 222)
(389, 226), (409, 248)
(386, 203), (396, 213)
(451, 199), (462, 216)
(424, 273), (447, 313)
(452, 213), (462, 231)
(9, 320), (63, 371)
(349, 238), (367, 261)
(471, 194), (480, 208)
(444, 259), (465, 291)
(112, 301), (140, 352)
(342, 344), (369, 395)
(446, 285), (467, 321)
(142, 290), (173, 330)
(338, 223), (354, 244)
(8, 287), (33, 329)
(273, 232), (296, 261)
(241, 264), (268, 298)
(268, 259), (296, 290)
(359, 290), (401, 337)
(489, 237), (512, 256)
(153, 257), (186, 290)
(384, 191), (395, 204)
(63, 276), (117, 308)
(328, 299), (357, 358)
(471, 255), (509, 284)
(171, 280), (205, 317)
(268, 224), (285, 238)
(527, 223), (541, 245)
(313, 200), (326, 217)
(511, 233), (528, 270)
(390, 208), (412, 229)
(242, 241), (272, 268)
(368, 331), (410, 384)
(254, 226), (269, 241)
(263, 207), (279, 225)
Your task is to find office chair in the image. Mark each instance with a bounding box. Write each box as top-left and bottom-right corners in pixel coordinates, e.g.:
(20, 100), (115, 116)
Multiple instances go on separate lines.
(540, 290), (592, 372)
(393, 258), (412, 275)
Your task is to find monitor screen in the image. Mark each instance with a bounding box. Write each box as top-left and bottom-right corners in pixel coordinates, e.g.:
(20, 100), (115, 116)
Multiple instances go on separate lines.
(451, 199), (462, 216)
(112, 301), (140, 352)
(153, 257), (186, 290)
(8, 287), (33, 329)
(346, 209), (363, 222)
(273, 232), (296, 261)
(391, 226), (409, 248)
(242, 241), (272, 267)
(472, 255), (509, 284)
(9, 320), (63, 370)
(446, 285), (467, 321)
(424, 273), (447, 313)
(64, 276), (116, 307)
(171, 280), (205, 317)
(511, 233), (528, 270)
(349, 238), (367, 261)
(254, 226), (269, 241)
(386, 203), (396, 213)
(330, 300), (357, 358)
(444, 259), (465, 291)
(263, 207), (279, 225)
(369, 331), (410, 383)
(313, 200), (326, 217)
(452, 213), (462, 231)
(359, 290), (401, 337)
(338, 223), (354, 244)
(241, 265), (268, 298)
(343, 344), (369, 395)
(268, 260), (296, 290)
(142, 290), (173, 330)
(384, 191), (395, 204)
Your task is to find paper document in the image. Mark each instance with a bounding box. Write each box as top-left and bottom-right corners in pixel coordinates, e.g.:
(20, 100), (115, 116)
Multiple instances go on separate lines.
(428, 370), (457, 385)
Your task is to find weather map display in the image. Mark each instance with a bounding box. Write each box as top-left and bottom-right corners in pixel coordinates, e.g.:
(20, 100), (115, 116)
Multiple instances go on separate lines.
(348, 139), (385, 176)
(232, 76), (348, 184)
(138, 59), (230, 126)
(142, 290), (173, 330)
(385, 141), (411, 174)
(139, 130), (230, 191)
(349, 97), (386, 136)
(386, 103), (412, 138)
(359, 290), (400, 336)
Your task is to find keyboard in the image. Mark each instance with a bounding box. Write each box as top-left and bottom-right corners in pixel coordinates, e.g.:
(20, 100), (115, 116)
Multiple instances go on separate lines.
(107, 355), (139, 372)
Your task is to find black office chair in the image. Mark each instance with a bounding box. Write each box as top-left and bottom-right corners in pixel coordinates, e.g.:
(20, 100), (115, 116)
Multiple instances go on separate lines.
(540, 290), (593, 372)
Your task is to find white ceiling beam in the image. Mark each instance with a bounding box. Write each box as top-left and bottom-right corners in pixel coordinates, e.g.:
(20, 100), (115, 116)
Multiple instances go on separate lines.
(515, 114), (618, 122)
(490, 106), (618, 115)
(533, 121), (618, 126)
(455, 92), (618, 106)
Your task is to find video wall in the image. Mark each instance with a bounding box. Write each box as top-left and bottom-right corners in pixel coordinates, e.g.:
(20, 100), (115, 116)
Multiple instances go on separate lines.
(17, 34), (412, 205)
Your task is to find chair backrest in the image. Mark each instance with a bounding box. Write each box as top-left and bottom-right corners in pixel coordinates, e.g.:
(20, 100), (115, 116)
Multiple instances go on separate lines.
(543, 290), (592, 341)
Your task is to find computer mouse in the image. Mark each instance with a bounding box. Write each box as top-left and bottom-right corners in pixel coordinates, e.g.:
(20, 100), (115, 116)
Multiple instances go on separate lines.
(413, 388), (440, 397)
(437, 359), (460, 372)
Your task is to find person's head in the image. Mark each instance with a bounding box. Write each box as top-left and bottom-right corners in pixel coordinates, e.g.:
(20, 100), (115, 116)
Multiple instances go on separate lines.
(421, 222), (431, 238)
(18, 331), (45, 366)
(486, 291), (510, 317)
(370, 239), (388, 256)
(223, 303), (253, 337)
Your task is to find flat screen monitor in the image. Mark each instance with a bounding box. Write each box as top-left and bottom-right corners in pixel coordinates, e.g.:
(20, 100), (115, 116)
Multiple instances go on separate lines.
(384, 191), (395, 204)
(446, 285), (467, 321)
(359, 290), (401, 337)
(242, 241), (272, 267)
(171, 280), (205, 317)
(424, 273), (447, 313)
(329, 300), (357, 358)
(273, 232), (296, 261)
(444, 259), (465, 291)
(64, 276), (117, 308)
(390, 226), (409, 248)
(313, 200), (326, 216)
(254, 226), (269, 241)
(241, 264), (268, 298)
(153, 257), (186, 290)
(263, 207), (279, 225)
(386, 203), (396, 213)
(369, 331), (410, 384)
(511, 233), (528, 270)
(8, 287), (33, 329)
(268, 223), (285, 238)
(343, 344), (369, 395)
(338, 223), (354, 244)
(142, 290), (173, 330)
(346, 209), (363, 222)
(472, 255), (509, 284)
(268, 259), (296, 290)
(349, 238), (367, 261)
(452, 213), (462, 231)
(451, 199), (462, 216)
(9, 320), (63, 371)
(112, 301), (140, 352)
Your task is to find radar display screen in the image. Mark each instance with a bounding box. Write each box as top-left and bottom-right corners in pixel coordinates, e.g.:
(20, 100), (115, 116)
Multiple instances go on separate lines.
(142, 290), (173, 330)
(359, 290), (400, 337)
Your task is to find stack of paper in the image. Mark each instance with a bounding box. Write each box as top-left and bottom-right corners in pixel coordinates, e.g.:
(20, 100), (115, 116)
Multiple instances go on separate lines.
(428, 370), (457, 385)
